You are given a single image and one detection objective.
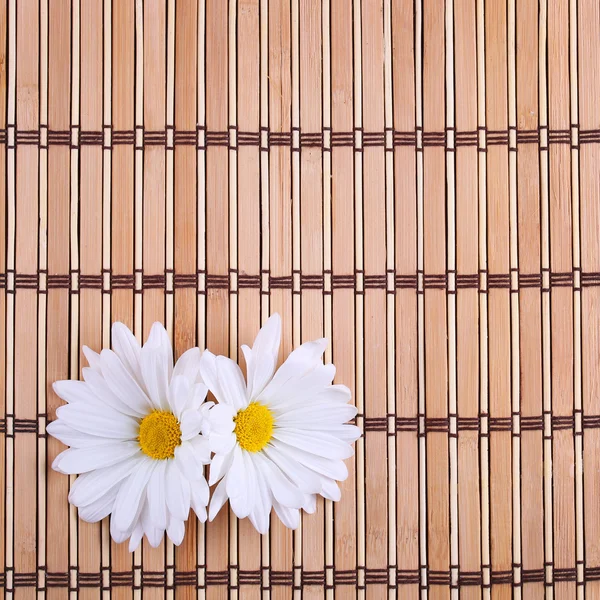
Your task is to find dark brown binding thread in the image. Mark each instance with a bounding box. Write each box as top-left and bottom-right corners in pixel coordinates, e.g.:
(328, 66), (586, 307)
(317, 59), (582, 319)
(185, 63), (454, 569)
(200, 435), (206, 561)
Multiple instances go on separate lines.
(270, 571), (293, 586)
(238, 571), (261, 585)
(1, 269), (598, 292)
(0, 567), (593, 589)
(4, 127), (600, 148)
(110, 571), (134, 586)
(141, 571), (166, 587)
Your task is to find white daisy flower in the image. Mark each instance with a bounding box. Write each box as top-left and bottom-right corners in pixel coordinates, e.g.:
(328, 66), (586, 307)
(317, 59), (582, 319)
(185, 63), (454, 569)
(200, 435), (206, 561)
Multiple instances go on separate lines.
(47, 322), (212, 551)
(199, 313), (361, 533)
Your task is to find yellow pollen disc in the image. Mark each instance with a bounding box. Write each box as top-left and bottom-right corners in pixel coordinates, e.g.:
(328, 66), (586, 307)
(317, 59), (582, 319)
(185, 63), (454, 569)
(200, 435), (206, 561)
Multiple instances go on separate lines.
(138, 410), (182, 460)
(234, 402), (274, 453)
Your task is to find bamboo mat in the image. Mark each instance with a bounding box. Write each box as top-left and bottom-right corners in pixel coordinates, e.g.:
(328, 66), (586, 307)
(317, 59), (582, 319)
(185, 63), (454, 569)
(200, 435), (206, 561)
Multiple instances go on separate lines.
(1, 0), (600, 598)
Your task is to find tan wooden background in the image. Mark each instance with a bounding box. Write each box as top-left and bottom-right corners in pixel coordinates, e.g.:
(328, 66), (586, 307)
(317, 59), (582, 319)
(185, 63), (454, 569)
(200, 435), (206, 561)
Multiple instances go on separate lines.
(1, 0), (600, 598)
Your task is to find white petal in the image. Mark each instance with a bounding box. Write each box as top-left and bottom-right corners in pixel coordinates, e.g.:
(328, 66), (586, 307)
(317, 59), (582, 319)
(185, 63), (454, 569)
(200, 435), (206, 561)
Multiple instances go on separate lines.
(165, 460), (191, 521)
(56, 402), (139, 440)
(260, 338), (328, 403)
(209, 432), (236, 455)
(141, 502), (164, 548)
(208, 478), (229, 521)
(146, 460), (168, 530)
(112, 457), (156, 532)
(190, 383), (210, 411)
(174, 441), (204, 481)
(226, 446), (252, 519)
(100, 349), (154, 414)
(216, 356), (249, 411)
(190, 477), (210, 513)
(198, 350), (230, 405)
(180, 408), (205, 441)
(271, 429), (354, 460)
(274, 404), (358, 427)
(128, 520), (145, 552)
(302, 493), (317, 514)
(172, 347), (202, 385)
(208, 450), (234, 486)
(273, 501), (300, 529)
(110, 496), (145, 544)
(144, 322), (174, 376)
(205, 403), (236, 435)
(53, 442), (141, 474)
(167, 517), (185, 546)
(47, 421), (115, 449)
(112, 322), (144, 384)
(248, 465), (272, 534)
(320, 478), (341, 501)
(78, 486), (118, 523)
(53, 380), (95, 404)
(271, 441), (348, 481)
(82, 366), (145, 418)
(254, 454), (304, 509)
(265, 364), (337, 409)
(262, 445), (322, 494)
(82, 346), (102, 372)
(69, 459), (138, 507)
(187, 435), (212, 465)
(168, 375), (192, 420)
(140, 338), (171, 412)
(243, 313), (281, 400)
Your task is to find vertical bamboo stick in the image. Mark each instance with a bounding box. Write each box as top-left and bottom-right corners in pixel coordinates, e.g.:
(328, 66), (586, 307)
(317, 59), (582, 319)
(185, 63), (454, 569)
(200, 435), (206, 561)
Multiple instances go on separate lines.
(352, 0), (366, 596)
(236, 0), (261, 595)
(0, 0), (6, 592)
(69, 0), (81, 596)
(330, 2), (358, 599)
(4, 0), (15, 596)
(267, 0), (293, 595)
(299, 0), (325, 597)
(133, 0), (144, 594)
(173, 1), (200, 596)
(392, 0), (419, 597)
(548, 1), (576, 599)
(47, 2), (72, 599)
(196, 0), (207, 596)
(414, 0), (428, 596)
(259, 0), (270, 595)
(454, 2), (480, 598)
(37, 0), (49, 595)
(291, 0), (302, 593)
(383, 0), (396, 594)
(228, 0), (240, 596)
(579, 2), (600, 598)
(110, 0), (134, 594)
(485, 2), (512, 596)
(476, 1), (490, 596)
(205, 0), (230, 595)
(539, 1), (554, 597)
(165, 0), (176, 596)
(507, 0), (522, 596)
(445, 0), (458, 595)
(569, 0), (584, 595)
(101, 0), (112, 593)
(516, 0), (544, 596)
(79, 0), (103, 594)
(321, 0), (334, 595)
(423, 1), (449, 598)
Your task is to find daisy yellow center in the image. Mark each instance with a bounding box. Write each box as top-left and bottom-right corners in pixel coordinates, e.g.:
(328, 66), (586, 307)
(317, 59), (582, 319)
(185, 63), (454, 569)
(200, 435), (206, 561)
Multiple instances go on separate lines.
(234, 402), (274, 453)
(138, 410), (182, 460)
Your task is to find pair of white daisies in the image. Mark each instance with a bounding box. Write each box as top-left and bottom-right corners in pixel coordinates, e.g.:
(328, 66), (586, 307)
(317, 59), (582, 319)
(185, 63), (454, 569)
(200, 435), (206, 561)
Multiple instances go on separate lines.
(48, 314), (360, 551)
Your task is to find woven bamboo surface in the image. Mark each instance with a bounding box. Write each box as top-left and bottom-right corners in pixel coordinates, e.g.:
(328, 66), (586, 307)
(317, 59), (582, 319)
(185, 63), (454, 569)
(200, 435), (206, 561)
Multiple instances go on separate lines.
(1, 0), (600, 597)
